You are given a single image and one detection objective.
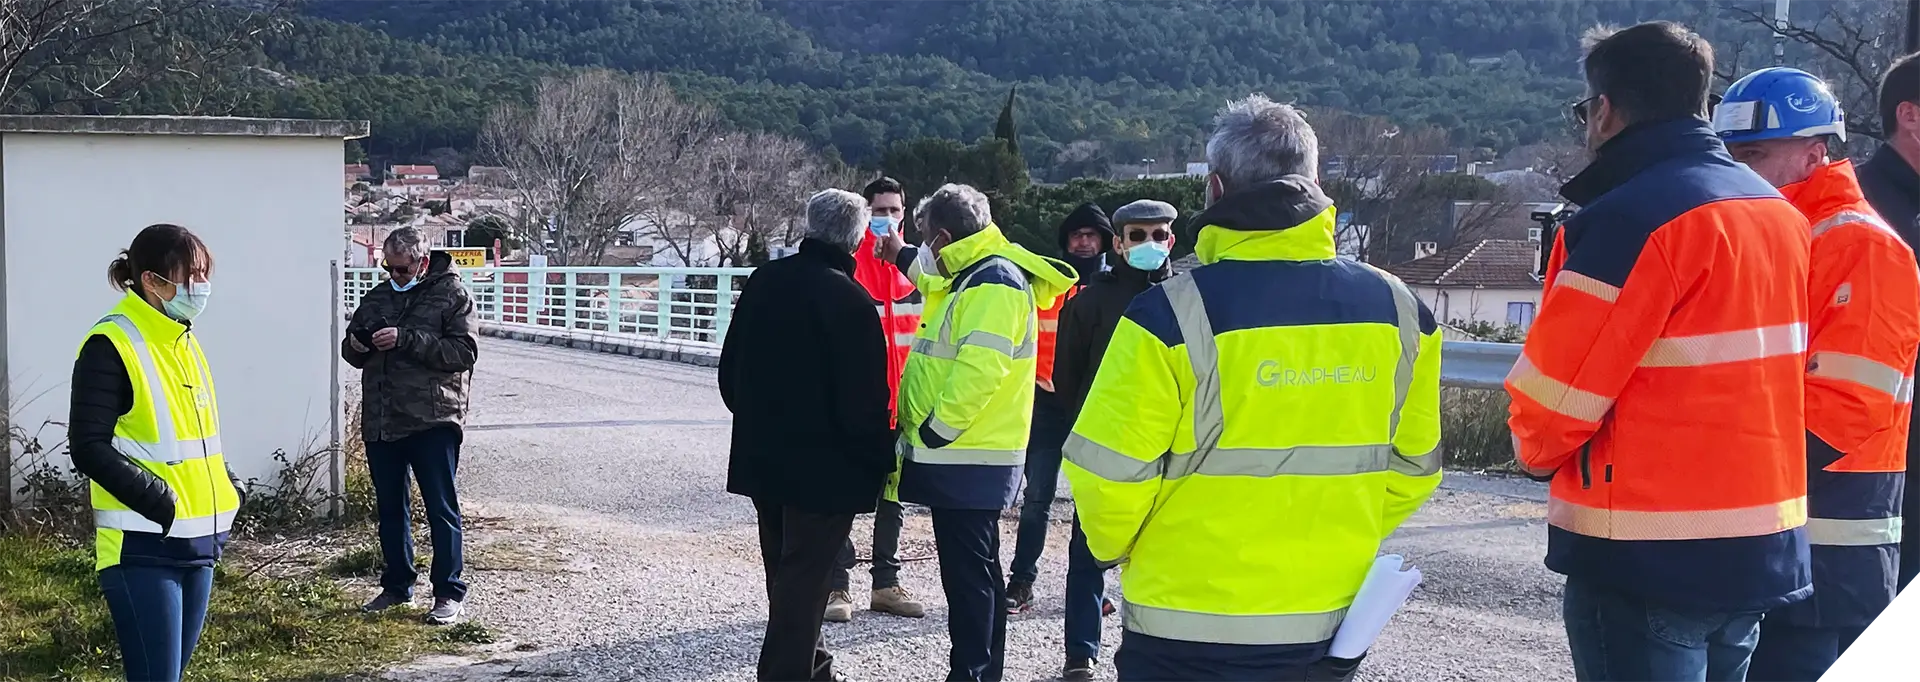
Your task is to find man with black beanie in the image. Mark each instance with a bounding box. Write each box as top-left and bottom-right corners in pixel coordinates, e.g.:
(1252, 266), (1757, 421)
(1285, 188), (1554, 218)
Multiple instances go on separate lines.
(1006, 203), (1112, 613)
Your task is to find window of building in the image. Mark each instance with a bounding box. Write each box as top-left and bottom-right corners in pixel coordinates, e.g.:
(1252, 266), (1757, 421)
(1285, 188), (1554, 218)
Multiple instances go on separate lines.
(445, 229), (462, 247)
(1507, 301), (1536, 328)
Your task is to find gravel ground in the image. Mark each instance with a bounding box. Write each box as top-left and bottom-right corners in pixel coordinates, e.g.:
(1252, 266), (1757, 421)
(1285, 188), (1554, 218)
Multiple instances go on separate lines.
(381, 339), (1573, 682)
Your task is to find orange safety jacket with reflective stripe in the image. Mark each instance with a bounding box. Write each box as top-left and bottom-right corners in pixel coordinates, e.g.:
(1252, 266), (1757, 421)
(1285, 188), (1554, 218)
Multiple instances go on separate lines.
(1774, 160), (1919, 628)
(855, 232), (921, 426)
(1034, 284), (1084, 391)
(1506, 119), (1812, 612)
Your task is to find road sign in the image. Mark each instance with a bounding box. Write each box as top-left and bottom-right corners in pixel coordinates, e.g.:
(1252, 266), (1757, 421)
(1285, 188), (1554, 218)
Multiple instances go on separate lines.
(435, 247), (487, 268)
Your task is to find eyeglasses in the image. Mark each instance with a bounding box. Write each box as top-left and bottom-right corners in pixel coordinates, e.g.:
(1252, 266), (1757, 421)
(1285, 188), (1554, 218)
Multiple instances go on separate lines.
(380, 259), (418, 274)
(1568, 96), (1599, 126)
(1127, 227), (1172, 243)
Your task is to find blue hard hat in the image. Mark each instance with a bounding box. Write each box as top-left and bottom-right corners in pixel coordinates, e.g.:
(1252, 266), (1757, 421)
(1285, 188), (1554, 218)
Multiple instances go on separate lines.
(1714, 67), (1846, 144)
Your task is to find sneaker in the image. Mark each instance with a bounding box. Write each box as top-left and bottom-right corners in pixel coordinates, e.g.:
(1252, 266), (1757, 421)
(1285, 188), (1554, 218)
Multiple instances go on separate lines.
(869, 586), (926, 618)
(361, 590), (411, 613)
(1062, 656), (1095, 681)
(425, 598), (464, 625)
(824, 591), (855, 623)
(1005, 580), (1034, 614)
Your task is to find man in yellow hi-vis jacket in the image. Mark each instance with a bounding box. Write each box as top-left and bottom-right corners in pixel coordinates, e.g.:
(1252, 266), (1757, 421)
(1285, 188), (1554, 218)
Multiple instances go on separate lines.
(877, 183), (1077, 682)
(1063, 95), (1444, 681)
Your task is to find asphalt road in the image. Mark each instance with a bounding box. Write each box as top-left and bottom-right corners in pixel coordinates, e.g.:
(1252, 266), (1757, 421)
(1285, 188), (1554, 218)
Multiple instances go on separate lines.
(387, 338), (1572, 681)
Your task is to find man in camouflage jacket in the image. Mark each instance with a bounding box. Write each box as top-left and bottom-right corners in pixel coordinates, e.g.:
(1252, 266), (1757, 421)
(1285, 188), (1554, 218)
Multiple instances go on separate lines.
(342, 228), (479, 625)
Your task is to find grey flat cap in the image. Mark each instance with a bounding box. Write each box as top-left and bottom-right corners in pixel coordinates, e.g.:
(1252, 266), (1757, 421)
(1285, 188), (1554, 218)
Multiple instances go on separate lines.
(1112, 199), (1178, 226)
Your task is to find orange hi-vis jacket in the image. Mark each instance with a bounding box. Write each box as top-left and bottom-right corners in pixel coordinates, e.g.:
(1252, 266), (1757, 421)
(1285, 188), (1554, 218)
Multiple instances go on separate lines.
(1034, 283), (1084, 392)
(854, 231), (921, 425)
(1773, 159), (1920, 628)
(1506, 119), (1813, 611)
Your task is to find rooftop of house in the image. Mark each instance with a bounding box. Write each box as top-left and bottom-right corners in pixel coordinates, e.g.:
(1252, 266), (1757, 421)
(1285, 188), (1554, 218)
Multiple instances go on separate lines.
(1382, 239), (1541, 289)
(390, 164), (439, 176)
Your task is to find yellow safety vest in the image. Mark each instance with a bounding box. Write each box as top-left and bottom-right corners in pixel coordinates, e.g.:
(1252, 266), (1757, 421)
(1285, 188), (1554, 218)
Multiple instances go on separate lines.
(85, 293), (239, 570)
(1063, 197), (1444, 646)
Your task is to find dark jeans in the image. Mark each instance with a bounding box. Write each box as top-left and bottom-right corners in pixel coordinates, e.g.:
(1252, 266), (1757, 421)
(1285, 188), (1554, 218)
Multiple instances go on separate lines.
(1064, 514), (1108, 661)
(754, 499), (856, 682)
(367, 426), (468, 601)
(1010, 390), (1070, 585)
(831, 498), (904, 591)
(1114, 630), (1332, 681)
(1748, 621), (1863, 682)
(99, 564), (215, 682)
(1562, 576), (1764, 681)
(932, 508), (1009, 682)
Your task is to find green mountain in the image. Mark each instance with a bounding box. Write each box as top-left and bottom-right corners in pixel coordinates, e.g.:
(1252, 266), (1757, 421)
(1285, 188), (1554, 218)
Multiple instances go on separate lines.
(252, 0), (1782, 169)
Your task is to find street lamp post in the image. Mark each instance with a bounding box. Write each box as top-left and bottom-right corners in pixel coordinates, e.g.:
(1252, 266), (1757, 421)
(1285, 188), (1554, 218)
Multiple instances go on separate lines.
(1908, 0), (1919, 54)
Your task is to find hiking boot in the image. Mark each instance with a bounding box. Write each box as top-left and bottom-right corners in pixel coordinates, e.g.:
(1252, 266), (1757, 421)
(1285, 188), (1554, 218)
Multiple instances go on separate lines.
(1005, 580), (1034, 614)
(361, 590), (411, 613)
(870, 586), (925, 618)
(824, 590), (855, 623)
(1062, 656), (1095, 681)
(425, 598), (464, 625)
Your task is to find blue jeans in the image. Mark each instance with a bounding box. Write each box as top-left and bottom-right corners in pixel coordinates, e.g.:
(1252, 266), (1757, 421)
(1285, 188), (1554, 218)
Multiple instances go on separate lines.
(1010, 390), (1070, 585)
(1748, 621), (1862, 682)
(99, 564), (215, 682)
(1064, 514), (1108, 661)
(1562, 576), (1764, 681)
(367, 426), (468, 601)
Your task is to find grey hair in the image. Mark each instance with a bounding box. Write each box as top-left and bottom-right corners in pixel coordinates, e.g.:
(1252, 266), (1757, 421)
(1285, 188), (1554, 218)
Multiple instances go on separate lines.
(1206, 94), (1321, 191)
(383, 227), (429, 262)
(805, 188), (870, 252)
(915, 184), (993, 240)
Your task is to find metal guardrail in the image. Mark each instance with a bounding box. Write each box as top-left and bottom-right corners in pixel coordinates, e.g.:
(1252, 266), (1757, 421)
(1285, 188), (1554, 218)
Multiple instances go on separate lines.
(1440, 341), (1523, 389)
(344, 266), (754, 347)
(340, 266), (1527, 385)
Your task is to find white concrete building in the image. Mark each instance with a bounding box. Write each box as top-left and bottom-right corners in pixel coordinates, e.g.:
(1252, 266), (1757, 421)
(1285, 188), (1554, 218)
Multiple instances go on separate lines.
(1, 116), (367, 502)
(1382, 239), (1544, 330)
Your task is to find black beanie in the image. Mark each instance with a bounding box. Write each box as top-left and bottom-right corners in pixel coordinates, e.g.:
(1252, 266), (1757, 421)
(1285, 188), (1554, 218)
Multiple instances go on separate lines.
(1057, 202), (1115, 254)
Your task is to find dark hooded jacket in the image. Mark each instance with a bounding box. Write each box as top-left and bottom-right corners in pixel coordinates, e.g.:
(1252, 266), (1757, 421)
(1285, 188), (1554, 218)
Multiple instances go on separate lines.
(1054, 251), (1171, 420)
(343, 251), (480, 443)
(1056, 202), (1115, 276)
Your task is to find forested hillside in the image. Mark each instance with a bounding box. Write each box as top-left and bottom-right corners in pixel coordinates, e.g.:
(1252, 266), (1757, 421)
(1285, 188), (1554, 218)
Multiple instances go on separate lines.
(157, 0), (1829, 169)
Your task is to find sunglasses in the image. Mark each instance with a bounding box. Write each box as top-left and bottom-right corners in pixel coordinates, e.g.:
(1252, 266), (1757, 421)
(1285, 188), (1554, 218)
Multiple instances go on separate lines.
(1568, 95), (1599, 126)
(1127, 227), (1173, 243)
(1571, 93), (1723, 126)
(380, 259), (420, 274)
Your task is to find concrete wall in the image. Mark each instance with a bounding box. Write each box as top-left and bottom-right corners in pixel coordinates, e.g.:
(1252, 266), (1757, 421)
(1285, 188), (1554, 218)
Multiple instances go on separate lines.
(1414, 285), (1541, 330)
(3, 123), (357, 491)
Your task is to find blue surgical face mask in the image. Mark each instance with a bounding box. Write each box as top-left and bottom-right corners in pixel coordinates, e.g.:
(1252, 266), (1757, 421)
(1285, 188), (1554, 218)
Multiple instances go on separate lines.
(869, 216), (896, 237)
(391, 275), (420, 292)
(156, 276), (211, 322)
(1125, 241), (1171, 271)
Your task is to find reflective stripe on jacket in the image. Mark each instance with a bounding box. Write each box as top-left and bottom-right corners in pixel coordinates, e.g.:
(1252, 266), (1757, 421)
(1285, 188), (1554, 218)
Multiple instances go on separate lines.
(1775, 160), (1919, 628)
(1064, 177), (1443, 647)
(86, 293), (239, 570)
(1035, 285), (1083, 391)
(1508, 119), (1812, 611)
(894, 224), (1076, 510)
(854, 230), (922, 425)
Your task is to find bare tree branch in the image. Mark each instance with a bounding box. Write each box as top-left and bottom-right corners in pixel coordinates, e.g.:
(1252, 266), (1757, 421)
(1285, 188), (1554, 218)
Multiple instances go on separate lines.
(0, 0), (289, 115)
(1725, 0), (1902, 142)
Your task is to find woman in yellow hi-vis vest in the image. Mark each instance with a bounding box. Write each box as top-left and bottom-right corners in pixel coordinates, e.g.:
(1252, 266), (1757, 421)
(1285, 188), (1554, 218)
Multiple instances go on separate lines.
(68, 223), (241, 682)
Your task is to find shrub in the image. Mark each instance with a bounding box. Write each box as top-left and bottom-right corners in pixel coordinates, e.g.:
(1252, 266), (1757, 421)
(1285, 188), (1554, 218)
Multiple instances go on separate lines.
(1441, 388), (1517, 471)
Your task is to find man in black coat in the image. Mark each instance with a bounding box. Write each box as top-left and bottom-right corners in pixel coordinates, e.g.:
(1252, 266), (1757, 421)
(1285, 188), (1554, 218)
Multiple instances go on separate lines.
(1050, 199), (1177, 681)
(1862, 53), (1920, 590)
(720, 188), (898, 681)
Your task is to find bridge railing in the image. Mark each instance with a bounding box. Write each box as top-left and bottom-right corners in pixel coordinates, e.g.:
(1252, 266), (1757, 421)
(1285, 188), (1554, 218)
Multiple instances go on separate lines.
(343, 266), (754, 347)
(340, 266), (1525, 385)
